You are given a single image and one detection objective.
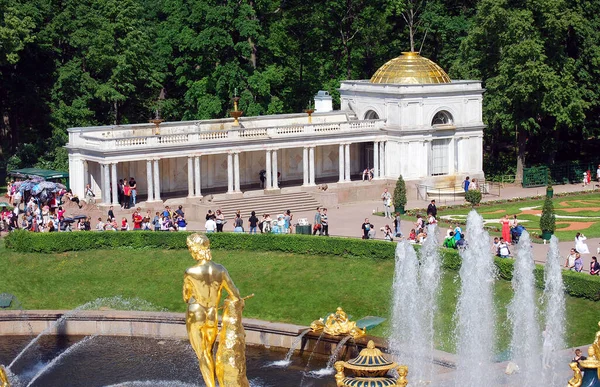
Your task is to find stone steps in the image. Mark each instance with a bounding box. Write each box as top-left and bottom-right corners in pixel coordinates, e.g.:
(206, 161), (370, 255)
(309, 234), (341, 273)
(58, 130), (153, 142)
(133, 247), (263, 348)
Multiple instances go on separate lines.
(212, 191), (321, 219)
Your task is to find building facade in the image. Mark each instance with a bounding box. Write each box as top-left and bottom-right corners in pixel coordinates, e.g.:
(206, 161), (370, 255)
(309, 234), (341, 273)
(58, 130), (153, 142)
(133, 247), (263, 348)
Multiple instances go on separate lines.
(66, 52), (484, 204)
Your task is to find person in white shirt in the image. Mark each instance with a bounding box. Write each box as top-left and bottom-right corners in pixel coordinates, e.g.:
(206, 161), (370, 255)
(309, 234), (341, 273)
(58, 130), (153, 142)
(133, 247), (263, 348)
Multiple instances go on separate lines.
(96, 217), (105, 231)
(205, 217), (217, 233)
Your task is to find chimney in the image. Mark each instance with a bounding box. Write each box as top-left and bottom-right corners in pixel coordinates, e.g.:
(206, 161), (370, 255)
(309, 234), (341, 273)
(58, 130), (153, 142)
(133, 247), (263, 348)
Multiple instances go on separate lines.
(314, 91), (333, 113)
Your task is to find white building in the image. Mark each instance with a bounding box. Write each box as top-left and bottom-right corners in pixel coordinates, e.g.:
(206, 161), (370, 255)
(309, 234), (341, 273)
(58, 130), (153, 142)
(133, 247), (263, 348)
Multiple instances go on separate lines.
(66, 52), (484, 204)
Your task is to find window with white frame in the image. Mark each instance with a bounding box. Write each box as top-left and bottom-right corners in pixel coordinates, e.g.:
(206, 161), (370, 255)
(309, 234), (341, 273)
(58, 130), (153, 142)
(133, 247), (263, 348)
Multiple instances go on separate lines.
(430, 139), (450, 176)
(432, 110), (453, 126)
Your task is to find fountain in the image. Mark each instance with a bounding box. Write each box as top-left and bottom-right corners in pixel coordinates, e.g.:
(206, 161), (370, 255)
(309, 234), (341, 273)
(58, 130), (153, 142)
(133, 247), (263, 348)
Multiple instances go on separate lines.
(454, 210), (497, 387)
(507, 230), (542, 384)
(542, 235), (566, 385)
(229, 89), (243, 126)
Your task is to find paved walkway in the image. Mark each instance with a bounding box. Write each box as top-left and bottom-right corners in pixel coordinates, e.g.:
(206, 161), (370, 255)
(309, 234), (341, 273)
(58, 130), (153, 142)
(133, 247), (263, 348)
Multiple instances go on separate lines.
(53, 181), (599, 273)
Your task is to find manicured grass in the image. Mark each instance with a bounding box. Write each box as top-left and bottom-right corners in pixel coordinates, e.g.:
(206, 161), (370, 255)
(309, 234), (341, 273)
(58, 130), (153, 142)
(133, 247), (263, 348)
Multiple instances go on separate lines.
(427, 193), (600, 241)
(0, 244), (596, 353)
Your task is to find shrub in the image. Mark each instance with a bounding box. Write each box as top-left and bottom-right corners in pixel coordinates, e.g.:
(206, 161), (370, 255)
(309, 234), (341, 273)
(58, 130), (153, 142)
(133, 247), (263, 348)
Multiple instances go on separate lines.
(539, 195), (556, 233)
(393, 175), (407, 210)
(5, 231), (600, 301)
(464, 189), (482, 206)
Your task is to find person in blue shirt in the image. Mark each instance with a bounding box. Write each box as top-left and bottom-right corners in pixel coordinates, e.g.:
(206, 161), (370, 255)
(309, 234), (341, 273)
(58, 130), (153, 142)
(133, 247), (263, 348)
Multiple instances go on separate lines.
(463, 176), (470, 192)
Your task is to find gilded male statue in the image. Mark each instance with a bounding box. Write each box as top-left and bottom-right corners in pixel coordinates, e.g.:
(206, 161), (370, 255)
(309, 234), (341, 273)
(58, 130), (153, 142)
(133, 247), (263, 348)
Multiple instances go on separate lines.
(0, 365), (10, 387)
(183, 233), (249, 387)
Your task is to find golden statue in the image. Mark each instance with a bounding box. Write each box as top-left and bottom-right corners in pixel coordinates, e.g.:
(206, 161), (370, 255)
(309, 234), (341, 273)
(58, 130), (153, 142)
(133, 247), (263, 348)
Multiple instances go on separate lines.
(310, 307), (365, 338)
(0, 365), (10, 387)
(569, 321), (600, 386)
(183, 233), (249, 387)
(567, 362), (582, 387)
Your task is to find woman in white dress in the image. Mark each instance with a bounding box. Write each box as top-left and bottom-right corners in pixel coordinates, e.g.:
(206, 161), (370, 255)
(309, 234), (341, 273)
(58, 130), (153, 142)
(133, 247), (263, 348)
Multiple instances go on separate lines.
(575, 232), (590, 254)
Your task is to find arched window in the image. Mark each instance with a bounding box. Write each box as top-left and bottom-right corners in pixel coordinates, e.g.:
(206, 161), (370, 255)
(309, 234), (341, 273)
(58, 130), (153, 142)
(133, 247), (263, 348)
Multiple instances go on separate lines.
(432, 110), (453, 126)
(364, 110), (379, 120)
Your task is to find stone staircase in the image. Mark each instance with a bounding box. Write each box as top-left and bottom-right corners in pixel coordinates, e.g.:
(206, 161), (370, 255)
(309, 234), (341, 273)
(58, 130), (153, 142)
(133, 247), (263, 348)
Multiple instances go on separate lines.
(212, 191), (321, 219)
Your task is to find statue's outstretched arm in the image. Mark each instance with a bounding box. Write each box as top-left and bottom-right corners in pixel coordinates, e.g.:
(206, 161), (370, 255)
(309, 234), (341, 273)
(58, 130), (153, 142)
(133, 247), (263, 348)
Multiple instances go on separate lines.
(221, 270), (241, 301)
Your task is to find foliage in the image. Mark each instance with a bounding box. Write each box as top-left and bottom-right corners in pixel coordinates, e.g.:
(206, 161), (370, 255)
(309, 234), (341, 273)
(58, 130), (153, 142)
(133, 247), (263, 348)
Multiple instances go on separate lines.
(6, 230), (599, 301)
(393, 174), (407, 208)
(464, 189), (482, 205)
(539, 195), (556, 233)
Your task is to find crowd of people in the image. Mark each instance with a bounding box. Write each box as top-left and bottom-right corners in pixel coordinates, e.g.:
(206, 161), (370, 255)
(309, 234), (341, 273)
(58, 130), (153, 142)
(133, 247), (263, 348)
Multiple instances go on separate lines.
(204, 208), (296, 234)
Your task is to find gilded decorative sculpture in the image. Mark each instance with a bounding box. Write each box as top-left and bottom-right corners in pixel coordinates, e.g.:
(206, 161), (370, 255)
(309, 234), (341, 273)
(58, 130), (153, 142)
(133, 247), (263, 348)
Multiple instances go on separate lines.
(183, 233), (249, 387)
(310, 307), (366, 338)
(0, 365), (10, 387)
(568, 321), (600, 387)
(333, 340), (408, 387)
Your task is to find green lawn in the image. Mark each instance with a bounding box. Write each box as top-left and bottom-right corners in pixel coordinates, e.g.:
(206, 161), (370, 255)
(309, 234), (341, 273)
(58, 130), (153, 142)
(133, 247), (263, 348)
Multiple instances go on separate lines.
(427, 193), (600, 241)
(0, 244), (597, 353)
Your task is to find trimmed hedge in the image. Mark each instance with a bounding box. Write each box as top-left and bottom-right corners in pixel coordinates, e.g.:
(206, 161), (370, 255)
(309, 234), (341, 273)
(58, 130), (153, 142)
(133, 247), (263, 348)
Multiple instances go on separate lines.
(4, 230), (600, 301)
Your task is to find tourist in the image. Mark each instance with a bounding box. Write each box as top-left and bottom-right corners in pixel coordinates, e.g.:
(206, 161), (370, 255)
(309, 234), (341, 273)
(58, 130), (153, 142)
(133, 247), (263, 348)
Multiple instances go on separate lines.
(362, 168), (372, 181)
(492, 237), (500, 255)
(381, 188), (392, 219)
(383, 225), (394, 241)
(117, 179), (125, 208)
(205, 216), (216, 233)
(572, 348), (587, 370)
(120, 217), (130, 231)
(129, 177), (137, 206)
(427, 200), (437, 219)
(509, 215), (519, 241)
(248, 211), (259, 234)
(393, 212), (402, 238)
(176, 205), (185, 218)
(20, 215), (29, 230)
(590, 256), (600, 275)
(500, 214), (511, 244)
(574, 253), (583, 272)
(84, 184), (95, 204)
(284, 210), (293, 234)
(582, 171), (589, 187)
(415, 214), (424, 233)
(575, 232), (589, 254)
(321, 208), (329, 236)
(498, 237), (510, 258)
(108, 206), (115, 221)
(456, 233), (467, 250)
(132, 210), (143, 230)
(233, 212), (244, 233)
(259, 170), (266, 188)
(96, 217), (105, 231)
(427, 212), (437, 225)
(262, 214), (272, 233)
(177, 215), (187, 231)
(444, 232), (457, 249)
(123, 183), (131, 209)
(215, 209), (225, 232)
(313, 207), (322, 236)
(152, 212), (160, 231)
(462, 176), (470, 192)
(470, 178), (478, 190)
(408, 228), (417, 242)
(361, 218), (373, 239)
(565, 248), (578, 270)
(46, 220), (56, 232)
(597, 165), (600, 183)
(6, 181), (13, 205)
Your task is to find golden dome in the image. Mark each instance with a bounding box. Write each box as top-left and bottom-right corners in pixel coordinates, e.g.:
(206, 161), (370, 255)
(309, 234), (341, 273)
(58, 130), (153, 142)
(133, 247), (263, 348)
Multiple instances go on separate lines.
(370, 52), (451, 84)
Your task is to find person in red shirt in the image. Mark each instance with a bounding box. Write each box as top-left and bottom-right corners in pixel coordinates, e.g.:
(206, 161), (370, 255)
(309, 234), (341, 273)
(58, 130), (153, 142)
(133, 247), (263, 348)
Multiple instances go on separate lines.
(132, 208), (143, 230)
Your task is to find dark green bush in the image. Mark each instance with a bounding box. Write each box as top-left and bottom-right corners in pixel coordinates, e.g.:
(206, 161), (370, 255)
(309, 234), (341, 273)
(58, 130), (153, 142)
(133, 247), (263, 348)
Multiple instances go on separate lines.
(465, 189), (482, 205)
(5, 230), (600, 301)
(540, 195), (556, 233)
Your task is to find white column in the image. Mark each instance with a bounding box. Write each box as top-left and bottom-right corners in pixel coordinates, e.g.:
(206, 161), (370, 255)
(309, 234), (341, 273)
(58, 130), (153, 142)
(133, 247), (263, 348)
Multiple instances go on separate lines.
(83, 161), (89, 187)
(234, 152), (241, 192)
(272, 149), (279, 189)
(344, 144), (351, 182)
(227, 153), (234, 193)
(338, 144), (345, 183)
(379, 141), (386, 178)
(102, 163), (110, 204)
(449, 138), (456, 174)
(309, 146), (315, 185)
(69, 157), (85, 198)
(153, 159), (161, 201)
(187, 156), (194, 198)
(194, 156), (202, 197)
(111, 163), (119, 205)
(265, 150), (272, 189)
(146, 160), (154, 202)
(302, 147), (309, 186)
(373, 141), (380, 178)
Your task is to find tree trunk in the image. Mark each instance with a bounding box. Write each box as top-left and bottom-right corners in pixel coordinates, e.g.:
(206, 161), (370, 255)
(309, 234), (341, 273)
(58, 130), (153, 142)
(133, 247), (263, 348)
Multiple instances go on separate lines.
(515, 129), (526, 184)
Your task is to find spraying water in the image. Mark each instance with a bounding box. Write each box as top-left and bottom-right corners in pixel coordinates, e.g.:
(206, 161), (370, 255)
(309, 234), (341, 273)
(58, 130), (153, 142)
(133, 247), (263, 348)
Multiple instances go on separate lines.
(389, 241), (427, 382)
(418, 224), (442, 384)
(8, 296), (164, 370)
(265, 329), (311, 368)
(541, 235), (566, 386)
(507, 230), (542, 384)
(26, 336), (96, 387)
(454, 210), (496, 387)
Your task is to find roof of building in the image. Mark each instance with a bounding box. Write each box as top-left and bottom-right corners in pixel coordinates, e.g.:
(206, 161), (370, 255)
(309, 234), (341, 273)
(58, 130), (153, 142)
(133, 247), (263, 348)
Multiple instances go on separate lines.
(369, 52), (451, 85)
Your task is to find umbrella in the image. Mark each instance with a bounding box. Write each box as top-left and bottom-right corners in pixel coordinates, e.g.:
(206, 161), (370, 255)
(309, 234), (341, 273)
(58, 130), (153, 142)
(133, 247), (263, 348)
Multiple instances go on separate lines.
(62, 217), (75, 223)
(73, 215), (88, 220)
(39, 181), (58, 190)
(32, 184), (44, 195)
(0, 202), (11, 208)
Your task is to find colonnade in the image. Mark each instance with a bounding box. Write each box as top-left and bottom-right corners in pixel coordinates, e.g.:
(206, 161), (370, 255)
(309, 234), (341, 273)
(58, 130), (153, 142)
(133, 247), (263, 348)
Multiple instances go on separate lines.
(73, 140), (395, 204)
